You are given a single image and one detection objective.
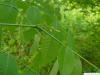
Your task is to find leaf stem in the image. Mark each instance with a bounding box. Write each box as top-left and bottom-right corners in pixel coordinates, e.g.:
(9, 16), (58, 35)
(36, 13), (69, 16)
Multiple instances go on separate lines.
(36, 26), (99, 70)
(0, 22), (99, 70)
(0, 23), (36, 27)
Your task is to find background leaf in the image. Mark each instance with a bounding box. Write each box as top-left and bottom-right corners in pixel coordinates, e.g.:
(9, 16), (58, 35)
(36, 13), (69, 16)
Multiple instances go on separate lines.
(49, 60), (58, 75)
(58, 47), (75, 75)
(0, 53), (18, 75)
(71, 56), (82, 75)
(0, 3), (18, 23)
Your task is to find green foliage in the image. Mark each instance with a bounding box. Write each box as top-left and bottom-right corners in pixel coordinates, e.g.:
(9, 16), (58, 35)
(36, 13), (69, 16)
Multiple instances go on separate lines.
(0, 0), (100, 75)
(49, 60), (58, 75)
(0, 53), (18, 75)
(58, 46), (75, 75)
(0, 4), (17, 23)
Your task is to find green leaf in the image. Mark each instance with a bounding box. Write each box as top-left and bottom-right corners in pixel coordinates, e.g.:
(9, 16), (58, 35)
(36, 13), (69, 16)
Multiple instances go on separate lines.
(58, 47), (75, 75)
(32, 32), (61, 70)
(58, 29), (76, 75)
(30, 32), (41, 54)
(0, 53), (18, 75)
(0, 3), (18, 23)
(71, 56), (82, 75)
(25, 6), (44, 25)
(0, 2), (18, 32)
(22, 28), (37, 44)
(50, 60), (59, 75)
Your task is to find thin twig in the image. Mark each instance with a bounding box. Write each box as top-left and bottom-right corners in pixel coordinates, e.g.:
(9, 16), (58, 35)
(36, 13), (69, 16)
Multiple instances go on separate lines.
(37, 26), (99, 70)
(0, 23), (37, 27)
(0, 22), (99, 70)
